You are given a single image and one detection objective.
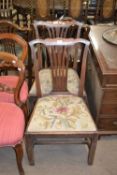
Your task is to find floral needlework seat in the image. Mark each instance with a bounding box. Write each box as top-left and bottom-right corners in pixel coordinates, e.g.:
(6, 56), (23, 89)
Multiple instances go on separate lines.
(27, 95), (96, 132)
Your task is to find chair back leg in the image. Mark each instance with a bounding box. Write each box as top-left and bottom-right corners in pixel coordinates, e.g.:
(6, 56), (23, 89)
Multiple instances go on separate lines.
(25, 135), (35, 165)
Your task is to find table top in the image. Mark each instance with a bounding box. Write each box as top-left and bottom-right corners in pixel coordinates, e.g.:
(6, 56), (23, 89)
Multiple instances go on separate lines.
(89, 25), (117, 75)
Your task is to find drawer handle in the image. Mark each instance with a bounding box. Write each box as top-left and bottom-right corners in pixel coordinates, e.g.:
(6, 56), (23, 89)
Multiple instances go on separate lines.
(113, 121), (117, 126)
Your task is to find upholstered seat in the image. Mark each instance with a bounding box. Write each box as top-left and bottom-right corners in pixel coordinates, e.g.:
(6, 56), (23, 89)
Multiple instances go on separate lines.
(0, 75), (28, 103)
(27, 95), (96, 132)
(29, 68), (80, 96)
(0, 102), (25, 146)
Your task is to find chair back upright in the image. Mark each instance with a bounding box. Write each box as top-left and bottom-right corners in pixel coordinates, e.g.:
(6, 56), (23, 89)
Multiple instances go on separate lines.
(96, 0), (116, 23)
(0, 0), (13, 19)
(36, 0), (52, 20)
(29, 38), (90, 97)
(68, 0), (88, 22)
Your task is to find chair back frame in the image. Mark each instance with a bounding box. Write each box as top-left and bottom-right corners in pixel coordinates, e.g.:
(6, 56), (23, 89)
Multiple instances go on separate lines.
(29, 38), (90, 98)
(0, 33), (28, 62)
(33, 20), (83, 39)
(0, 19), (31, 36)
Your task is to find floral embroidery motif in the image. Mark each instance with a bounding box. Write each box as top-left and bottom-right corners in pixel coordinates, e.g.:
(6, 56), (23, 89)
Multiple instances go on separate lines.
(56, 107), (68, 114)
(27, 95), (96, 132)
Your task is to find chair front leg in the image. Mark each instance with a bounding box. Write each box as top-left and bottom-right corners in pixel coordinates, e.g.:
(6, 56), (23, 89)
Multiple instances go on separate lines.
(14, 143), (25, 175)
(88, 134), (98, 165)
(25, 135), (35, 165)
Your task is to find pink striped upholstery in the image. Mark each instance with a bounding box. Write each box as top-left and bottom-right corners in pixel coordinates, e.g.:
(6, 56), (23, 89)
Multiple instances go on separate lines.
(0, 102), (25, 146)
(0, 75), (28, 103)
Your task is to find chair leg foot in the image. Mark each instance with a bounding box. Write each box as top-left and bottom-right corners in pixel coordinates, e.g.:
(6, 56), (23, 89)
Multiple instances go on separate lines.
(25, 135), (35, 165)
(88, 134), (98, 165)
(14, 143), (25, 175)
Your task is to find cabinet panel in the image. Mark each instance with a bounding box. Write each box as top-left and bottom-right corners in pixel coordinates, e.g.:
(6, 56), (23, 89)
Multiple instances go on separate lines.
(100, 104), (117, 115)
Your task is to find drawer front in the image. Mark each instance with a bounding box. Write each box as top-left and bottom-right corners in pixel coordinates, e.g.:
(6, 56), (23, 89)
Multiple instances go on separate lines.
(103, 89), (117, 103)
(98, 118), (117, 130)
(100, 104), (117, 115)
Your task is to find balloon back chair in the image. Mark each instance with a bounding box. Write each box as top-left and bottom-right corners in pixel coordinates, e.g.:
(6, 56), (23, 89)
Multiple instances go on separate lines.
(0, 33), (28, 118)
(0, 19), (33, 88)
(25, 38), (98, 166)
(0, 52), (26, 175)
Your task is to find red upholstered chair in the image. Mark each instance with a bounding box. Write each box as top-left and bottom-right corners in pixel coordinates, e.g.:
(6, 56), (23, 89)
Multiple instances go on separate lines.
(0, 33), (28, 115)
(25, 38), (98, 165)
(0, 52), (26, 175)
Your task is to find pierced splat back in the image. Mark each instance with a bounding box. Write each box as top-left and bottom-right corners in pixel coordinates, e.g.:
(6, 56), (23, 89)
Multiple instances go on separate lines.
(33, 20), (83, 39)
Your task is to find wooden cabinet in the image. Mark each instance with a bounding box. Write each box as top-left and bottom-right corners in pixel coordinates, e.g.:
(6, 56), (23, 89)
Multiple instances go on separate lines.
(86, 25), (117, 131)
